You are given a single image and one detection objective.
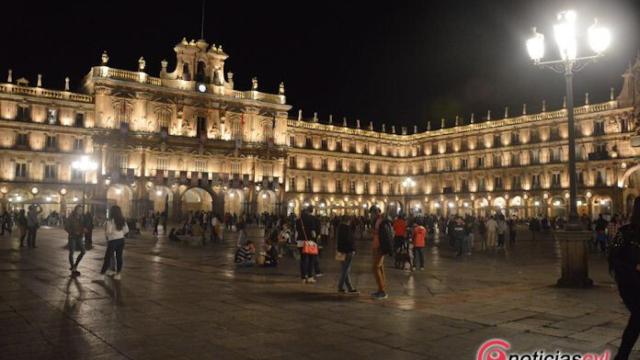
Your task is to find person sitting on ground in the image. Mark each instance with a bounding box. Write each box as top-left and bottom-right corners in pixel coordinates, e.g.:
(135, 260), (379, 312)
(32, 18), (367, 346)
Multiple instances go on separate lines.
(263, 240), (279, 267)
(235, 240), (256, 266)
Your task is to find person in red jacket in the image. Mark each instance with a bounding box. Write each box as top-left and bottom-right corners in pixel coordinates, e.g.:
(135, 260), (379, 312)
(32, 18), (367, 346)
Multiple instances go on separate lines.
(392, 215), (408, 252)
(412, 220), (427, 271)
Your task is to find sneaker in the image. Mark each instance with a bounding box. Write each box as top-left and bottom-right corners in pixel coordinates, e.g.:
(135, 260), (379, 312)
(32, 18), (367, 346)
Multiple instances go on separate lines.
(113, 273), (121, 280)
(302, 278), (308, 284)
(105, 270), (116, 276)
(348, 289), (360, 295)
(306, 277), (316, 283)
(338, 289), (346, 293)
(72, 270), (81, 277)
(372, 292), (388, 300)
(315, 273), (324, 278)
(420, 267), (425, 271)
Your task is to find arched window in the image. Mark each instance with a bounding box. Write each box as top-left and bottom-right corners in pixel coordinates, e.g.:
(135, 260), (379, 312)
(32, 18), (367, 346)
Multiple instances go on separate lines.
(196, 61), (206, 82)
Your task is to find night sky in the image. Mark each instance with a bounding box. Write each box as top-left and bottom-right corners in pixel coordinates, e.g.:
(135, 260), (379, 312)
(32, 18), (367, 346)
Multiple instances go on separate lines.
(2, 0), (639, 130)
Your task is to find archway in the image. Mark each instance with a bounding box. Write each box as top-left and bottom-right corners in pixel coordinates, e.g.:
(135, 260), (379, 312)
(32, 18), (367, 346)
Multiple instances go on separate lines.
(618, 163), (640, 188)
(592, 195), (612, 219)
(509, 196), (524, 218)
(107, 184), (133, 218)
(257, 190), (277, 215)
(6, 188), (33, 212)
(181, 187), (212, 213)
(224, 189), (244, 216)
(492, 197), (506, 217)
(550, 197), (566, 219)
(474, 198), (489, 218)
(149, 186), (173, 218)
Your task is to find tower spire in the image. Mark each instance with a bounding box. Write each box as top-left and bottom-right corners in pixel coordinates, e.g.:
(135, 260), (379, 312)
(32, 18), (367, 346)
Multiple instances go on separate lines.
(200, 0), (206, 39)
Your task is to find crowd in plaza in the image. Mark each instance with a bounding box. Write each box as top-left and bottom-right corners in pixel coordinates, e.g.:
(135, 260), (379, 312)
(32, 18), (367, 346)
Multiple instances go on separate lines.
(3, 199), (640, 359)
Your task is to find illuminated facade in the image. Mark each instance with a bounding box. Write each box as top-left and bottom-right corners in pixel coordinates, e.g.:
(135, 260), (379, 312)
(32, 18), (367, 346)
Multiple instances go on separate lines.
(0, 38), (639, 220)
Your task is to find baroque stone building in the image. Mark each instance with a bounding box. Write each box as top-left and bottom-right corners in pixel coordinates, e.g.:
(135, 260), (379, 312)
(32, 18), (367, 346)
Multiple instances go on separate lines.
(0, 38), (639, 220)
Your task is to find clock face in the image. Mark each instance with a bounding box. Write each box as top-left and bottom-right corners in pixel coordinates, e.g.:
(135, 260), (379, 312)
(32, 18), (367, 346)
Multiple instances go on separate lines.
(197, 83), (207, 93)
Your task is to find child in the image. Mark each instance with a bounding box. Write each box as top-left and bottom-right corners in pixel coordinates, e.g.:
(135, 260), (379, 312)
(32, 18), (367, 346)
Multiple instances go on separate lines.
(235, 240), (255, 266)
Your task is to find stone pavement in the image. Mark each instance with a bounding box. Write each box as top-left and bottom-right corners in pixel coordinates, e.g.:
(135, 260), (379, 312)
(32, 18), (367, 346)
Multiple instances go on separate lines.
(0, 226), (635, 359)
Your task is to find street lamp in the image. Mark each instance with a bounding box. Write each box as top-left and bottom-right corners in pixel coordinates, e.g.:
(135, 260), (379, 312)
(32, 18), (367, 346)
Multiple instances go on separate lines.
(71, 156), (98, 212)
(526, 10), (611, 227)
(401, 177), (416, 216)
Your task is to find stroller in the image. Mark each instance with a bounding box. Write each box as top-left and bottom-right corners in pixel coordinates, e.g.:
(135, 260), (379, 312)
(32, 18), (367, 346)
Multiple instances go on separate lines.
(394, 237), (413, 270)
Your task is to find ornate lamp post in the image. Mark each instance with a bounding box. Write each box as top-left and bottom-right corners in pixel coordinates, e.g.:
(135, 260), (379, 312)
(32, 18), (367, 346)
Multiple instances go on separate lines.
(526, 10), (611, 226)
(526, 10), (611, 287)
(71, 156), (98, 212)
(401, 177), (416, 216)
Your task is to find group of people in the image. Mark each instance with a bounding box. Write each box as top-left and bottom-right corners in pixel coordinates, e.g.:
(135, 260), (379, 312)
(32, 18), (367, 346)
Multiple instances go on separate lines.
(64, 205), (129, 279)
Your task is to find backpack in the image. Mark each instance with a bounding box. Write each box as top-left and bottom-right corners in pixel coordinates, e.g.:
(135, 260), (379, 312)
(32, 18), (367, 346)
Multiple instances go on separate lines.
(378, 219), (395, 256)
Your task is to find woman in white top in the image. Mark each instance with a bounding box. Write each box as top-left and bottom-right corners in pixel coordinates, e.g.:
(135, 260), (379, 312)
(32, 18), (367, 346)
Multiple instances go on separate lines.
(100, 205), (129, 280)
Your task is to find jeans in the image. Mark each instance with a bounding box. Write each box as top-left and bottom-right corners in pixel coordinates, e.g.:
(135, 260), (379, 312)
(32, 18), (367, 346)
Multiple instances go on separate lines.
(84, 230), (93, 247)
(455, 236), (465, 255)
(413, 247), (424, 268)
(338, 253), (355, 291)
(372, 248), (385, 293)
(27, 226), (38, 248)
(101, 238), (125, 274)
(68, 235), (86, 269)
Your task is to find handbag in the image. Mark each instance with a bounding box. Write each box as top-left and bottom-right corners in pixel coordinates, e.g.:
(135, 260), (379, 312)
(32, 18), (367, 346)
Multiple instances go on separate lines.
(299, 218), (319, 255)
(335, 252), (346, 261)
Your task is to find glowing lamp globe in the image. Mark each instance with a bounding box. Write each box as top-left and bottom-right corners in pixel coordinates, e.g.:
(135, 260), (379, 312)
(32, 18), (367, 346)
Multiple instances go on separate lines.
(588, 19), (611, 54)
(553, 10), (578, 61)
(526, 28), (545, 62)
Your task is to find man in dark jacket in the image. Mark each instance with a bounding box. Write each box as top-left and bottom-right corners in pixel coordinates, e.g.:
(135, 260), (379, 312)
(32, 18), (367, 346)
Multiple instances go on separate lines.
(337, 216), (358, 293)
(83, 211), (94, 249)
(65, 205), (85, 276)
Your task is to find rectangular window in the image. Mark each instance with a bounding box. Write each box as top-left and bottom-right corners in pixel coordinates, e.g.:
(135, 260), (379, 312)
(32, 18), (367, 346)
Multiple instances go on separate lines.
(511, 153), (519, 166)
(321, 139), (328, 150)
(512, 176), (521, 190)
(289, 177), (296, 191)
(231, 162), (241, 175)
(73, 138), (84, 151)
(493, 154), (501, 167)
(532, 174), (541, 189)
(596, 169), (606, 186)
(305, 178), (312, 191)
(321, 158), (328, 170)
(71, 168), (83, 181)
(45, 135), (57, 150)
(289, 157), (296, 168)
(577, 171), (584, 185)
(552, 173), (561, 187)
(17, 106), (30, 121)
(289, 136), (295, 147)
(196, 117), (207, 137)
(593, 121), (605, 136)
(494, 177), (503, 190)
(113, 153), (128, 170)
(47, 109), (58, 124)
(305, 137), (313, 148)
(194, 160), (207, 173)
(14, 163), (27, 178)
(44, 164), (57, 180)
(156, 158), (169, 171)
(461, 179), (469, 192)
(477, 157), (484, 168)
(336, 160), (342, 171)
(364, 181), (370, 194)
(377, 181), (382, 194)
(461, 158), (468, 169)
(350, 181), (356, 193)
(15, 133), (28, 147)
(336, 180), (342, 193)
(262, 163), (273, 178)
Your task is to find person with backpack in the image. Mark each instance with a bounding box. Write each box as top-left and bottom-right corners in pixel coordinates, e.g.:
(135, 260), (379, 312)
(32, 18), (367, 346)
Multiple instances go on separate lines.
(411, 219), (427, 270)
(65, 205), (86, 276)
(608, 197), (640, 360)
(371, 206), (393, 300)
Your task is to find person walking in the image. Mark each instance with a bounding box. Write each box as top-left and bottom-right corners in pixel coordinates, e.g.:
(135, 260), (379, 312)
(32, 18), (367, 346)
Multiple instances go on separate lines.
(100, 205), (129, 280)
(595, 214), (609, 252)
(371, 207), (392, 300)
(336, 217), (358, 294)
(83, 211), (94, 249)
(65, 205), (86, 277)
(497, 215), (507, 248)
(508, 216), (517, 246)
(485, 216), (497, 250)
(411, 219), (427, 270)
(17, 209), (27, 248)
(608, 197), (640, 360)
(26, 204), (42, 248)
